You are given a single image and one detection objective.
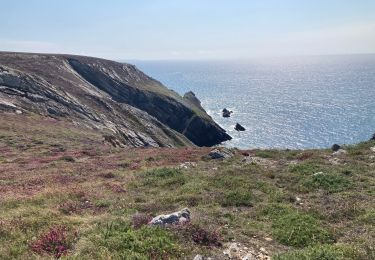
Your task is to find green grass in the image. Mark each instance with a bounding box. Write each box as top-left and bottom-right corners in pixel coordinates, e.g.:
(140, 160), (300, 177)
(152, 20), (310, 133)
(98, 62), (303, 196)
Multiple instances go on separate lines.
(79, 219), (181, 259)
(260, 204), (333, 247)
(302, 173), (351, 193)
(0, 113), (374, 259)
(274, 244), (362, 260)
(289, 162), (321, 175)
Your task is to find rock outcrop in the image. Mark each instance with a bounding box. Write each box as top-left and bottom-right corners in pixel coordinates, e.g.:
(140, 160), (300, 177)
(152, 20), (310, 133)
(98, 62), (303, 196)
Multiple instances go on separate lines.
(0, 52), (231, 147)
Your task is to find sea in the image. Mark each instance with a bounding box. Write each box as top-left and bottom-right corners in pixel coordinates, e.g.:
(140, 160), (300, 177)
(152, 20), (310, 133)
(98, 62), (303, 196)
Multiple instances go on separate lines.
(132, 54), (375, 149)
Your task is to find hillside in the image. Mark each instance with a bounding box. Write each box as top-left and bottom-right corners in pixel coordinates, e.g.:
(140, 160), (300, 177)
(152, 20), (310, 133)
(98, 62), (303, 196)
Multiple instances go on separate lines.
(0, 52), (231, 147)
(0, 112), (374, 259)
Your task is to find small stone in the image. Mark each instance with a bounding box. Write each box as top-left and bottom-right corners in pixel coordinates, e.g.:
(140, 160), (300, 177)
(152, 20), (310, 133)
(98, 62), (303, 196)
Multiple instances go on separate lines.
(370, 146), (375, 152)
(264, 237), (273, 241)
(193, 255), (204, 260)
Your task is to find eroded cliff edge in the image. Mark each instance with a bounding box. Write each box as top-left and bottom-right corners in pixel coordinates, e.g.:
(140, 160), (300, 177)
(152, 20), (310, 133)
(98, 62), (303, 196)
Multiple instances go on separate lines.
(0, 52), (231, 147)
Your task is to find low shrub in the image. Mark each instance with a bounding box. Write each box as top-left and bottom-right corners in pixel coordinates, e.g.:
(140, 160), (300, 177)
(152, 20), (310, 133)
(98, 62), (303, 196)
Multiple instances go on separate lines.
(174, 223), (222, 247)
(302, 173), (351, 193)
(272, 211), (333, 247)
(30, 226), (77, 258)
(94, 220), (180, 259)
(259, 204), (333, 248)
(289, 163), (320, 175)
(132, 213), (152, 229)
(221, 190), (253, 207)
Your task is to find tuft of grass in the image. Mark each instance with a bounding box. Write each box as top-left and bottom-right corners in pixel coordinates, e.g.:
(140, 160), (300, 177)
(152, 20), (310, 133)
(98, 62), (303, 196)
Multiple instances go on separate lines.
(94, 200), (111, 208)
(289, 162), (321, 175)
(221, 190), (253, 207)
(358, 209), (375, 225)
(138, 168), (186, 188)
(274, 244), (361, 260)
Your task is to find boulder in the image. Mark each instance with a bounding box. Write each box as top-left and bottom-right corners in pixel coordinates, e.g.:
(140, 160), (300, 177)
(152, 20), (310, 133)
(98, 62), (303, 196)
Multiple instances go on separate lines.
(235, 123), (246, 131)
(149, 208), (190, 226)
(208, 148), (233, 159)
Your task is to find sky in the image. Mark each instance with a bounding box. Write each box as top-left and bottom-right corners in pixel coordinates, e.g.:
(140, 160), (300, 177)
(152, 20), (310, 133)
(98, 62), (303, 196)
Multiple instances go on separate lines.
(1, 0), (375, 60)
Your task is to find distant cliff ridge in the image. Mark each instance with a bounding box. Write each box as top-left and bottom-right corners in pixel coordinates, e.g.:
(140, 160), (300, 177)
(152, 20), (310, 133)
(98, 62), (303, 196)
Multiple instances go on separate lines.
(0, 52), (231, 147)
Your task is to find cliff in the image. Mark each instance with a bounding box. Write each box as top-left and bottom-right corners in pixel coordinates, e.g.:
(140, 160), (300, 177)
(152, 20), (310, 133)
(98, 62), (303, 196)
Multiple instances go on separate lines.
(0, 52), (231, 147)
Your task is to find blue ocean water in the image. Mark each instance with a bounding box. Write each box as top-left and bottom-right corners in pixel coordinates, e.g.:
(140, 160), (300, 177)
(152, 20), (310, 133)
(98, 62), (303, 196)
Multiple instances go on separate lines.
(133, 55), (375, 149)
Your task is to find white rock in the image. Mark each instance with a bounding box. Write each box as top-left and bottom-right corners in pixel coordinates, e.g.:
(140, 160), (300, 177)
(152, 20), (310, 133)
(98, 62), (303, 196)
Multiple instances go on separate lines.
(193, 255), (204, 260)
(149, 208), (190, 226)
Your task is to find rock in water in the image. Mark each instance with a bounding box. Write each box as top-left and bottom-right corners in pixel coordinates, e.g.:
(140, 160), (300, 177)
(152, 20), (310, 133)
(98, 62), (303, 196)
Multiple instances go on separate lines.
(235, 123), (246, 131)
(222, 108), (232, 118)
(149, 208), (191, 226)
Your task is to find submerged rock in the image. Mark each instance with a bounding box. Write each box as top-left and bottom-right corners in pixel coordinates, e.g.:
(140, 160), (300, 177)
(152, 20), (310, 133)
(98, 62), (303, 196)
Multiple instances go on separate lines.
(149, 208), (191, 226)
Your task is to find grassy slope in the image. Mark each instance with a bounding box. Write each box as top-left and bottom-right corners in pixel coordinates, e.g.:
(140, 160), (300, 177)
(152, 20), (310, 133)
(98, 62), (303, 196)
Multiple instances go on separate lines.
(0, 113), (374, 259)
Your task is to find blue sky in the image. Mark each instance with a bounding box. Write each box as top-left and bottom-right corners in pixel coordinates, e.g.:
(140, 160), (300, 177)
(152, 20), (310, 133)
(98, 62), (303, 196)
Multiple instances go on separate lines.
(1, 0), (375, 60)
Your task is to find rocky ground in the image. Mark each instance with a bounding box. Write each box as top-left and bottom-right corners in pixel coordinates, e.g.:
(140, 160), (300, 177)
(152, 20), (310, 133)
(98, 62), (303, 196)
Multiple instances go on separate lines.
(0, 112), (374, 259)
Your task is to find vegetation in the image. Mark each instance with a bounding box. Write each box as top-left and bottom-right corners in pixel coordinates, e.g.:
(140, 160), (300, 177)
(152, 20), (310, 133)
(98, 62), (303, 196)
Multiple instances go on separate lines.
(0, 113), (374, 259)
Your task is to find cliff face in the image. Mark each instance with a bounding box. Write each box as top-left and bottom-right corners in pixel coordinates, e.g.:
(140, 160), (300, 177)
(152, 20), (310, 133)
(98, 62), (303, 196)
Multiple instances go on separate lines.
(0, 52), (231, 147)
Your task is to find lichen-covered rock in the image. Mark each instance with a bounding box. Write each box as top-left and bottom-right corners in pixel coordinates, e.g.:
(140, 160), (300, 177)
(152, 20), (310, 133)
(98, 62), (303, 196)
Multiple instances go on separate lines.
(149, 208), (191, 226)
(208, 148), (234, 159)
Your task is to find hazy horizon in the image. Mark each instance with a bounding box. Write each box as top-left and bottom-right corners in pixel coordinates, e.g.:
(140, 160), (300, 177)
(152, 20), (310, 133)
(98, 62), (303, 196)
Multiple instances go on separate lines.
(1, 0), (375, 60)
